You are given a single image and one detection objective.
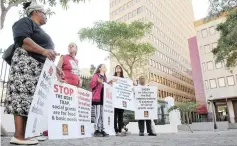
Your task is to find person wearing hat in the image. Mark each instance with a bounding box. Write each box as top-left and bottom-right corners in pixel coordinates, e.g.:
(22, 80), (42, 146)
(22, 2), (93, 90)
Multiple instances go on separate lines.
(137, 76), (157, 136)
(4, 1), (62, 145)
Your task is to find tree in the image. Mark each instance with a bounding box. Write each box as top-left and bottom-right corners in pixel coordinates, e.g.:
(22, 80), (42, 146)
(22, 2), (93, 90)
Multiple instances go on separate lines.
(89, 64), (96, 75)
(208, 0), (237, 68)
(0, 0), (87, 29)
(79, 21), (156, 79)
(168, 102), (198, 133)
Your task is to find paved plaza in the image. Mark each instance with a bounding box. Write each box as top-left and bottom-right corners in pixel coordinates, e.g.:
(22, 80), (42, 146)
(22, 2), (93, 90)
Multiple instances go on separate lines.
(1, 130), (237, 146)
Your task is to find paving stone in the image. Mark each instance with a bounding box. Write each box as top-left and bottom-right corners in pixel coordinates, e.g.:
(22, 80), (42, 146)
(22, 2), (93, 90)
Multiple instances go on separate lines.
(1, 130), (237, 146)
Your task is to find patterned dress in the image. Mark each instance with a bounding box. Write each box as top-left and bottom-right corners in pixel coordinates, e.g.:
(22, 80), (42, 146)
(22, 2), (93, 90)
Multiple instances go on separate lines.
(4, 48), (43, 117)
(4, 17), (54, 117)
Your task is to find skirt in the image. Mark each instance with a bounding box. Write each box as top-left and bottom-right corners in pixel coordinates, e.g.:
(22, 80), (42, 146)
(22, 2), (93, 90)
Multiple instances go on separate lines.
(4, 47), (43, 117)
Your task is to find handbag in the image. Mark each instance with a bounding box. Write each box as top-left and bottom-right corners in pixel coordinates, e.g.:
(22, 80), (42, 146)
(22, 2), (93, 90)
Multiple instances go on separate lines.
(2, 44), (16, 65)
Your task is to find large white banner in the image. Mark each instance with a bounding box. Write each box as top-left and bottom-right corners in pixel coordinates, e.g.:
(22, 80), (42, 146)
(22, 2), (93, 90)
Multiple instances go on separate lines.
(77, 88), (92, 138)
(112, 77), (135, 111)
(48, 82), (79, 139)
(25, 59), (56, 138)
(103, 83), (115, 135)
(134, 86), (158, 120)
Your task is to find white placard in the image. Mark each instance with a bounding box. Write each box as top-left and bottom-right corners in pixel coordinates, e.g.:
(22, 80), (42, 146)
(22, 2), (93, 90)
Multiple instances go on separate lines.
(77, 88), (92, 138)
(25, 59), (56, 138)
(103, 83), (115, 135)
(134, 86), (158, 120)
(112, 77), (135, 111)
(48, 82), (79, 139)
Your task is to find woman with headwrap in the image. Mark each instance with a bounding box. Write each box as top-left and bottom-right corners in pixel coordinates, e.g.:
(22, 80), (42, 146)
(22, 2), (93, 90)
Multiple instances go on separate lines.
(4, 2), (61, 145)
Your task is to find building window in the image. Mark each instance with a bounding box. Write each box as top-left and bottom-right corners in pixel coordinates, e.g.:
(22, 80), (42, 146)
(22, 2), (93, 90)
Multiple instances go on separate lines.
(204, 44), (211, 53)
(137, 6), (143, 14)
(201, 29), (208, 38)
(205, 80), (209, 90)
(212, 42), (218, 49)
(207, 61), (214, 71)
(132, 10), (136, 17)
(199, 46), (204, 54)
(209, 79), (217, 89)
(128, 12), (132, 19)
(215, 62), (223, 69)
(227, 76), (235, 86)
(209, 26), (216, 35)
(218, 77), (226, 87)
(127, 1), (132, 8)
(202, 63), (206, 72)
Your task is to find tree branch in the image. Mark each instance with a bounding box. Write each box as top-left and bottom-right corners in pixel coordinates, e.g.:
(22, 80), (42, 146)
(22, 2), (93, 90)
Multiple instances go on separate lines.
(6, 0), (25, 11)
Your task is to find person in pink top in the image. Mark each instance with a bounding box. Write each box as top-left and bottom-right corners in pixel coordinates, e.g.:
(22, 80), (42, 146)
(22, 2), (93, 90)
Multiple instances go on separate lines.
(90, 64), (115, 137)
(57, 42), (80, 87)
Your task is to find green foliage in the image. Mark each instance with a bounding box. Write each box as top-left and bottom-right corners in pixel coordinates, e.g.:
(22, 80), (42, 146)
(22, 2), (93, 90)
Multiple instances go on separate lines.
(123, 111), (136, 123)
(208, 0), (237, 17)
(168, 102), (198, 113)
(89, 64), (96, 75)
(212, 9), (237, 68)
(208, 0), (237, 68)
(78, 21), (156, 78)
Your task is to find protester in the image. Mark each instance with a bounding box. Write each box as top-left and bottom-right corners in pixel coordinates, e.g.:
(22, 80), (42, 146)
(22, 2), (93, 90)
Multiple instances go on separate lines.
(57, 42), (80, 87)
(90, 64), (110, 137)
(113, 65), (125, 136)
(137, 76), (157, 136)
(4, 2), (61, 145)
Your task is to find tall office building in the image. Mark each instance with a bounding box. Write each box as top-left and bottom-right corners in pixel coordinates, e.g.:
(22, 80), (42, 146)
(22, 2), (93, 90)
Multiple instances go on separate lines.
(109, 0), (204, 115)
(189, 16), (237, 123)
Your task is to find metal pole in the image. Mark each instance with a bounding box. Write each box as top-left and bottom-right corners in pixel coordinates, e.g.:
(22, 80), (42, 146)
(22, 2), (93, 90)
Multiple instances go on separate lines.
(212, 101), (218, 129)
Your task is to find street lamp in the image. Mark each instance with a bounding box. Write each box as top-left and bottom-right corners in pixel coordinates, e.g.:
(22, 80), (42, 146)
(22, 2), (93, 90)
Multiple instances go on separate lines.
(209, 95), (217, 130)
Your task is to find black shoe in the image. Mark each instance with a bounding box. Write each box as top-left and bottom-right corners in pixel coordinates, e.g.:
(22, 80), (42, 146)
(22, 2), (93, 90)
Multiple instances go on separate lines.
(101, 131), (109, 137)
(94, 130), (103, 137)
(148, 133), (157, 136)
(139, 133), (144, 136)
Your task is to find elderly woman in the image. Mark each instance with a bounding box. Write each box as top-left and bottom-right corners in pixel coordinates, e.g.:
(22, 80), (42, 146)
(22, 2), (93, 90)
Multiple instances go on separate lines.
(4, 2), (59, 145)
(57, 42), (80, 87)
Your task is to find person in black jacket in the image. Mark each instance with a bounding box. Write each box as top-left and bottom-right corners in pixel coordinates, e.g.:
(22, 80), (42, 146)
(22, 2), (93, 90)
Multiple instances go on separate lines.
(113, 65), (125, 136)
(4, 1), (61, 145)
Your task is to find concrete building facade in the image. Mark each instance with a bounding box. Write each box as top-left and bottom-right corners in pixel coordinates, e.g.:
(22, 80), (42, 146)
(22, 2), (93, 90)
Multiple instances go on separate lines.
(191, 17), (237, 123)
(109, 0), (202, 116)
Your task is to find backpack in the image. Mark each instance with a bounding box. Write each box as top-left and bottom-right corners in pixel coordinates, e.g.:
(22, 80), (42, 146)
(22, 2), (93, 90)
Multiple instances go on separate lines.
(2, 44), (16, 65)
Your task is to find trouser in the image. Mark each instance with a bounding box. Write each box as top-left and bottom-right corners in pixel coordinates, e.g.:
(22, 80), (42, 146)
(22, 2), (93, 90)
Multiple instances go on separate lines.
(94, 105), (103, 131)
(114, 108), (124, 133)
(138, 120), (152, 134)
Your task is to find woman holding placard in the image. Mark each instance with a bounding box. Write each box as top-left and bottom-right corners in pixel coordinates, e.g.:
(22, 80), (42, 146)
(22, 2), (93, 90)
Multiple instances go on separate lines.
(113, 65), (125, 136)
(3, 2), (61, 145)
(90, 64), (110, 137)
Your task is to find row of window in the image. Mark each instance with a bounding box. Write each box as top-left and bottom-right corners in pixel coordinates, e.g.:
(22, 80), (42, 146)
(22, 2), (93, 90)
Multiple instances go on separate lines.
(110, 0), (140, 8)
(199, 26), (216, 38)
(115, 15), (192, 74)
(149, 59), (193, 85)
(114, 5), (190, 64)
(205, 75), (236, 90)
(148, 33), (192, 76)
(199, 42), (218, 54)
(145, 0), (193, 49)
(143, 8), (191, 66)
(149, 72), (195, 95)
(202, 61), (224, 72)
(145, 6), (187, 55)
(114, 6), (143, 21)
(158, 89), (194, 102)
